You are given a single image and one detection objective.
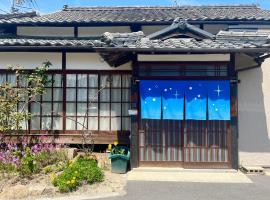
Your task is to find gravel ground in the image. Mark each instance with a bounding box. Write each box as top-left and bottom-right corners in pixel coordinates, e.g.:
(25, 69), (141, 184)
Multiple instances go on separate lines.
(0, 170), (127, 200)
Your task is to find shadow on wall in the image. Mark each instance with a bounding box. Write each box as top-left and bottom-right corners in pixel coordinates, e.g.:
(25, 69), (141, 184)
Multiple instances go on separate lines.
(238, 65), (270, 152)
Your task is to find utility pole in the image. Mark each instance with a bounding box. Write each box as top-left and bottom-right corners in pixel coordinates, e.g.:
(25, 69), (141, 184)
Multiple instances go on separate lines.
(11, 0), (19, 13)
(172, 0), (181, 7)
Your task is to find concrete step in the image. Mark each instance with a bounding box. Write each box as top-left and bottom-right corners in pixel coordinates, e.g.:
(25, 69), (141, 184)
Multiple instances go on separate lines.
(240, 166), (264, 174)
(132, 167), (237, 173)
(128, 170), (251, 183)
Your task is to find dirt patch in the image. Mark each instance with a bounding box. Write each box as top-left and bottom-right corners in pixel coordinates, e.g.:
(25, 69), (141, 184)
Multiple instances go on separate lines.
(0, 170), (127, 200)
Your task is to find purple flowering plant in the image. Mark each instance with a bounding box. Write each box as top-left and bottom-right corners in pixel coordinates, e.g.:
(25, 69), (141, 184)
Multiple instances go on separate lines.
(0, 135), (67, 176)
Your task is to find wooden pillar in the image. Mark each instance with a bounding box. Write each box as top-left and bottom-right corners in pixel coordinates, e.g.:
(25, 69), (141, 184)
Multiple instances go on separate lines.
(62, 52), (67, 134)
(229, 53), (239, 170)
(130, 54), (139, 169)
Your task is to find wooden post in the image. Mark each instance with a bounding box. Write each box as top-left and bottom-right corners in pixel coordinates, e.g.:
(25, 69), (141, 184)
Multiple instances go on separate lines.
(130, 54), (139, 169)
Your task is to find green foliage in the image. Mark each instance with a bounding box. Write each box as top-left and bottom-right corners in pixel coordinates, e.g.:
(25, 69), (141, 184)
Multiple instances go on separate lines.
(0, 145), (68, 178)
(35, 150), (68, 171)
(19, 147), (36, 177)
(43, 161), (67, 174)
(52, 156), (104, 193)
(112, 146), (128, 155)
(0, 62), (51, 133)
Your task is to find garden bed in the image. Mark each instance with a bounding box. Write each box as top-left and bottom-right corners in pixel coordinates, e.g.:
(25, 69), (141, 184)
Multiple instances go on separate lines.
(0, 142), (126, 200)
(0, 170), (127, 200)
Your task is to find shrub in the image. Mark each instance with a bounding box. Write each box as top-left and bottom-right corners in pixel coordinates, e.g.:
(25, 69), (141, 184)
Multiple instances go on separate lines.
(52, 156), (104, 193)
(0, 142), (68, 177)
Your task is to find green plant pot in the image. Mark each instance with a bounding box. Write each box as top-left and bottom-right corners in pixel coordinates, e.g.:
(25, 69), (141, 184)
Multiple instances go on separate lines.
(109, 146), (130, 174)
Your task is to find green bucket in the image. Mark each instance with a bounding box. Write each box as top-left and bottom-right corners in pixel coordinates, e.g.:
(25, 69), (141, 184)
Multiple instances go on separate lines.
(109, 146), (130, 174)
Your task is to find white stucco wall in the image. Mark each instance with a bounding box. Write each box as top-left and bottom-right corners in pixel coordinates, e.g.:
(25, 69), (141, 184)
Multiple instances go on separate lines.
(78, 26), (131, 37)
(0, 52), (62, 69)
(238, 57), (270, 166)
(66, 53), (131, 70)
(17, 26), (74, 37)
(204, 24), (229, 34)
(141, 25), (169, 36)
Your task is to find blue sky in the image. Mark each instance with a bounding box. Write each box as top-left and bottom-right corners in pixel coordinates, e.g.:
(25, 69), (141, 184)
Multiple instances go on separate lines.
(0, 0), (270, 14)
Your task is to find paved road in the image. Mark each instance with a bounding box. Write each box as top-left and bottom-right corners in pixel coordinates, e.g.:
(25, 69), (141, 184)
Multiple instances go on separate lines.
(98, 175), (270, 200)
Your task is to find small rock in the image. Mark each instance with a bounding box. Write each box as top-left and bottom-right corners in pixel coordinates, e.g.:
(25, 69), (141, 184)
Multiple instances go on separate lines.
(0, 184), (28, 199)
(42, 186), (56, 196)
(28, 185), (46, 196)
(65, 148), (78, 160)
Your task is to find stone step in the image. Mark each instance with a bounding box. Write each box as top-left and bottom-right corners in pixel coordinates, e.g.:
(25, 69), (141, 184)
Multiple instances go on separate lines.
(132, 167), (237, 173)
(240, 166), (264, 174)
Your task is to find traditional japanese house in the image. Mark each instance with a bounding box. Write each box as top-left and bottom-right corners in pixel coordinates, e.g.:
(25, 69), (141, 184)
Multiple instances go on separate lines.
(0, 5), (270, 169)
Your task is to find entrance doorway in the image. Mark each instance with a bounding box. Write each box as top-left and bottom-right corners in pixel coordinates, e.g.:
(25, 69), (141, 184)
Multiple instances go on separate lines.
(139, 119), (231, 168)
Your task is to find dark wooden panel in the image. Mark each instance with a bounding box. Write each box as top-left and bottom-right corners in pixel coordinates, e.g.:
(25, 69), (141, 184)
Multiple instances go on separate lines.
(1, 130), (130, 144)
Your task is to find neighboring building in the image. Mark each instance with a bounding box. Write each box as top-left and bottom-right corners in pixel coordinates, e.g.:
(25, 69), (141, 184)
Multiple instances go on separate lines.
(0, 5), (270, 169)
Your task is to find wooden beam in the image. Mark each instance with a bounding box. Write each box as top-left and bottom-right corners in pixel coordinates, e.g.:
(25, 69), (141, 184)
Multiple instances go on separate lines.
(1, 131), (130, 144)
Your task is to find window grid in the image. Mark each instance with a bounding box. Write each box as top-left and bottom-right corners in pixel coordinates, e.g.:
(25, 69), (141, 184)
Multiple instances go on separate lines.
(0, 71), (132, 132)
(65, 73), (131, 131)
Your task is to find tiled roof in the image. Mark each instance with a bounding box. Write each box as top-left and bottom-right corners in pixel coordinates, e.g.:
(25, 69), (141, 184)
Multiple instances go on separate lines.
(0, 11), (37, 20)
(0, 35), (103, 47)
(0, 31), (269, 52)
(217, 30), (270, 41)
(1, 5), (270, 24)
(101, 31), (270, 50)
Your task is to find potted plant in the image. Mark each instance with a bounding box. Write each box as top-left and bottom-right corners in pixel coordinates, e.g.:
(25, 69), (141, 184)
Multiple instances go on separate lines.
(108, 146), (130, 174)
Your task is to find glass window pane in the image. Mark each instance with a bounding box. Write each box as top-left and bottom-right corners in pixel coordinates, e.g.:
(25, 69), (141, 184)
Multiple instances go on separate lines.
(111, 89), (121, 102)
(100, 117), (110, 131)
(100, 89), (110, 102)
(88, 117), (98, 130)
(89, 89), (98, 102)
(122, 89), (130, 102)
(77, 117), (87, 130)
(77, 74), (87, 87)
(45, 75), (52, 87)
(31, 103), (40, 114)
(34, 94), (41, 102)
(66, 103), (76, 116)
(66, 117), (76, 130)
(77, 103), (87, 116)
(18, 102), (28, 113)
(122, 117), (131, 131)
(111, 103), (121, 116)
(7, 74), (16, 86)
(112, 75), (121, 88)
(53, 74), (62, 87)
(89, 74), (98, 87)
(42, 103), (52, 115)
(67, 74), (76, 87)
(53, 117), (63, 130)
(67, 89), (76, 101)
(88, 103), (98, 116)
(122, 103), (130, 116)
(53, 88), (62, 101)
(111, 117), (121, 130)
(42, 117), (52, 130)
(53, 103), (62, 115)
(122, 75), (131, 88)
(100, 75), (110, 88)
(18, 75), (27, 87)
(100, 103), (110, 116)
(78, 89), (87, 102)
(31, 117), (40, 130)
(0, 75), (6, 84)
(42, 88), (52, 101)
(19, 120), (28, 130)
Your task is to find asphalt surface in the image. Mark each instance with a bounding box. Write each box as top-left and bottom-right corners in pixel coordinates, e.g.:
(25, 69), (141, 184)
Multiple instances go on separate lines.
(98, 175), (270, 200)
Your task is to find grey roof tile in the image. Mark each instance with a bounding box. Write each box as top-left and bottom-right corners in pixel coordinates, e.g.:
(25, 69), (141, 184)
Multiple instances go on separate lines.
(1, 5), (270, 24)
(0, 30), (269, 52)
